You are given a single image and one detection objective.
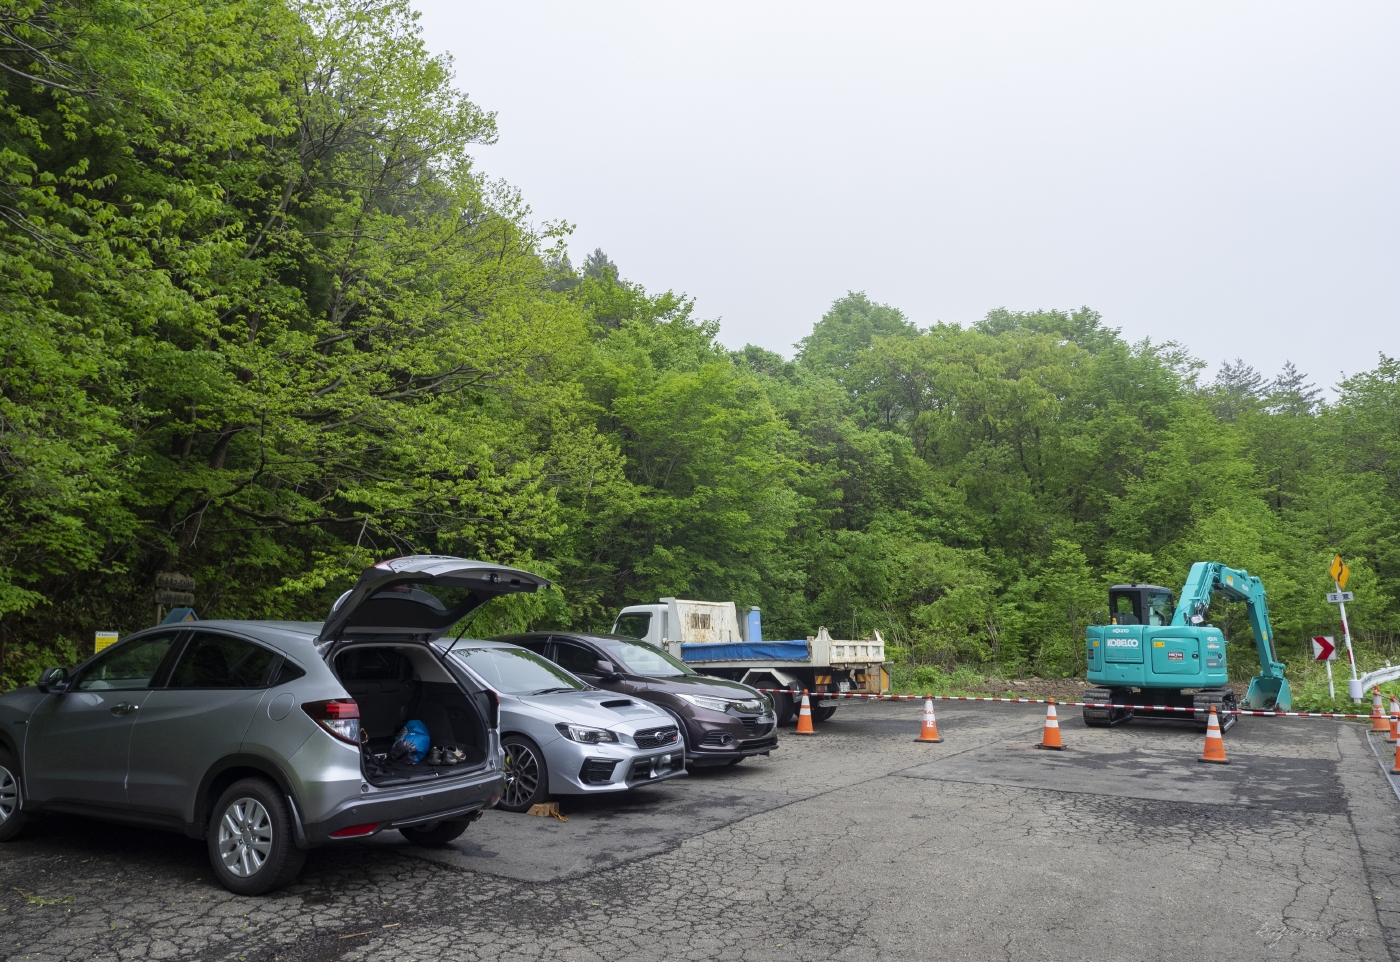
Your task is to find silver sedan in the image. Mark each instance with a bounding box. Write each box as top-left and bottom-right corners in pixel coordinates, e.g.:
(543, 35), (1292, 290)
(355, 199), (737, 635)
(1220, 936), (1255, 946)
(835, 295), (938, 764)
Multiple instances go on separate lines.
(435, 640), (685, 811)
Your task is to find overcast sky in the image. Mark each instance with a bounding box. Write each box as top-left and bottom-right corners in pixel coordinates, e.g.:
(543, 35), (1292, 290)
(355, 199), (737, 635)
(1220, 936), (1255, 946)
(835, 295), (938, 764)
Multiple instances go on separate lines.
(412, 1), (1399, 391)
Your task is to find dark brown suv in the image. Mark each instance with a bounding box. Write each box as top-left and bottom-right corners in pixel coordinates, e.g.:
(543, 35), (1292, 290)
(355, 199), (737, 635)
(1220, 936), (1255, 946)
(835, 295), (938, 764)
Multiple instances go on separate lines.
(494, 633), (778, 767)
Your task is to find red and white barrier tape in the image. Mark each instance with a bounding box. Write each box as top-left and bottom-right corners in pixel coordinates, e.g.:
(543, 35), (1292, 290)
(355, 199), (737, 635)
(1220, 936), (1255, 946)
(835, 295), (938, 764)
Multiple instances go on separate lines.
(754, 688), (1378, 720)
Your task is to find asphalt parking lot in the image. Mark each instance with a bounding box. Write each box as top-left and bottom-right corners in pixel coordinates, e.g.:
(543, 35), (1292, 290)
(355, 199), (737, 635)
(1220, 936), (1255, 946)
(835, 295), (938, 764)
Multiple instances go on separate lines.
(4, 700), (1400, 962)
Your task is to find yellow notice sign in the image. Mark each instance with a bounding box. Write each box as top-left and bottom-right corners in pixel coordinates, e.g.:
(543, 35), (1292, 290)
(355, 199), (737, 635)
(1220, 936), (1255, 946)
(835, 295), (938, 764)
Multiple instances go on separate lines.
(94, 630), (118, 652)
(1330, 554), (1351, 589)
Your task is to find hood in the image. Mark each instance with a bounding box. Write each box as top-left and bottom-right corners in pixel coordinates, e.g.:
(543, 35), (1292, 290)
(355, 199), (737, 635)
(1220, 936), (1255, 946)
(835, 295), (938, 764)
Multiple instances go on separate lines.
(509, 690), (670, 732)
(318, 555), (551, 643)
(638, 673), (764, 705)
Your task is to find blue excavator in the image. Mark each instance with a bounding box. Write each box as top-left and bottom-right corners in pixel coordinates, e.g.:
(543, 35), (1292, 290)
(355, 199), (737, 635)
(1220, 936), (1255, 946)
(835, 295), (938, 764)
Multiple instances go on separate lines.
(1083, 562), (1291, 732)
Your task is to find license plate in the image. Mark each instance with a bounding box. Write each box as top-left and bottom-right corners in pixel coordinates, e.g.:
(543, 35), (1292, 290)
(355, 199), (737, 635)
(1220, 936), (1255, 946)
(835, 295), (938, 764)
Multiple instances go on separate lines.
(654, 754), (673, 775)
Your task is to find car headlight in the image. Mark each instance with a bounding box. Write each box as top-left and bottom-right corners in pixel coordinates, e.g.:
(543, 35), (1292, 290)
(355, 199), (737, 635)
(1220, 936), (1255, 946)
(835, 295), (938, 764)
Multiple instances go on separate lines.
(679, 693), (732, 713)
(555, 723), (618, 744)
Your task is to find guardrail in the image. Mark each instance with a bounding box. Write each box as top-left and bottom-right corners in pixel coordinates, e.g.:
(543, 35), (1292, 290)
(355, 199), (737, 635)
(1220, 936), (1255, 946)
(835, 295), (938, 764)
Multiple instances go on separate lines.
(1355, 666), (1400, 701)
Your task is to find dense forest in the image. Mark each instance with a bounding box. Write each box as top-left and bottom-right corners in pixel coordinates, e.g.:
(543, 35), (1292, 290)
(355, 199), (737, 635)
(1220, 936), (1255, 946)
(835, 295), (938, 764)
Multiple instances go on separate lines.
(2, 0), (1397, 704)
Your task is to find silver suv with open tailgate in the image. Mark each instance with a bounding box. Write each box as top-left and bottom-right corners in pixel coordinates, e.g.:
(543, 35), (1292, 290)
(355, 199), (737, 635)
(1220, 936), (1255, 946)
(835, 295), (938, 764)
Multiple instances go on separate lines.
(0, 556), (547, 895)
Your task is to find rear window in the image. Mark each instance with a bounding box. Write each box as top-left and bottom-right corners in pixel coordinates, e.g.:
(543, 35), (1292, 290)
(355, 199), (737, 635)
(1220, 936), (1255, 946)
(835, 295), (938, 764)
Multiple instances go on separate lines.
(450, 646), (586, 695)
(612, 613), (651, 640)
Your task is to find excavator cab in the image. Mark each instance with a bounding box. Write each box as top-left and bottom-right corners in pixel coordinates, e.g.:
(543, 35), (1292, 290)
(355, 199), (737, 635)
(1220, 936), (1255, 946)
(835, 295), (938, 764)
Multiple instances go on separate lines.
(1107, 585), (1174, 627)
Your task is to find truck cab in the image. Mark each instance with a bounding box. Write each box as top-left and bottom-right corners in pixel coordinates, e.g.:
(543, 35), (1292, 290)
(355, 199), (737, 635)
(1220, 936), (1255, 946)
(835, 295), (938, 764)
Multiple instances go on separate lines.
(612, 599), (756, 647)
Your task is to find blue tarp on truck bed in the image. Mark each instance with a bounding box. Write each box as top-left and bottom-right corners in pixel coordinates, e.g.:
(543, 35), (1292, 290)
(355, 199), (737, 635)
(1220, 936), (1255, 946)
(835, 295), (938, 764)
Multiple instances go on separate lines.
(679, 641), (810, 662)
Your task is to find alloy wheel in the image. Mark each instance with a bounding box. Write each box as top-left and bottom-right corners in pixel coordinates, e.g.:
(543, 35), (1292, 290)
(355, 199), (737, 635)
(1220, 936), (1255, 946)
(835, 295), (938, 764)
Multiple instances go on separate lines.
(502, 742), (540, 808)
(217, 797), (273, 878)
(0, 766), (16, 824)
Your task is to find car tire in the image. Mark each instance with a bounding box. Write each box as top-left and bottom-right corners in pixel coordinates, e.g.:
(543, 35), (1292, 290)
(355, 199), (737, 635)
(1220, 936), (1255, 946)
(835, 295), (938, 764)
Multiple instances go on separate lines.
(0, 747), (28, 842)
(206, 778), (307, 896)
(499, 735), (549, 813)
(659, 708), (691, 761)
(399, 819), (471, 846)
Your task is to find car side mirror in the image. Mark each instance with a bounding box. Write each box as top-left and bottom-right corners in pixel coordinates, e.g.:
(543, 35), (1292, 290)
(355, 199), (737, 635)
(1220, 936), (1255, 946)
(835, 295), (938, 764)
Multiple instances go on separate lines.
(594, 659), (623, 681)
(36, 667), (69, 694)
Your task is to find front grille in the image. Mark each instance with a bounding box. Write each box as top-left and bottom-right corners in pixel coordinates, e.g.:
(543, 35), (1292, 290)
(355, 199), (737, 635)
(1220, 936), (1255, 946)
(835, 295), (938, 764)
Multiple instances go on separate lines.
(579, 758), (620, 785)
(738, 716), (773, 737)
(634, 726), (679, 750)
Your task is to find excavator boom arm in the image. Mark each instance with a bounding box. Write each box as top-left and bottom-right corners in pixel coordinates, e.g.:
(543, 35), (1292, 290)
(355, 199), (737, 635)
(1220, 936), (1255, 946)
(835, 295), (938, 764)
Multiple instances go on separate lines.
(1171, 561), (1290, 710)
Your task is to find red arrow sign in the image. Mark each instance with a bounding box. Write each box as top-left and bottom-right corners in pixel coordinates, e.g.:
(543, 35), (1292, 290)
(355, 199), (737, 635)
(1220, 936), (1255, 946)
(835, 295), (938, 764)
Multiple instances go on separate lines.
(1312, 636), (1336, 661)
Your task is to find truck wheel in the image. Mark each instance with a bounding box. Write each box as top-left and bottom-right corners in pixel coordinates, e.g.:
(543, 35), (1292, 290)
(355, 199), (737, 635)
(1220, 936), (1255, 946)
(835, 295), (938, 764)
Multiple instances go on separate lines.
(773, 692), (795, 727)
(812, 706), (836, 723)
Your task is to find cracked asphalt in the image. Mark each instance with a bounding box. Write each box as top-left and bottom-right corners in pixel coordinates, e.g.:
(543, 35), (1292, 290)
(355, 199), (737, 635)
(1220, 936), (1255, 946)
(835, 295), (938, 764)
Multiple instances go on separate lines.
(4, 700), (1400, 962)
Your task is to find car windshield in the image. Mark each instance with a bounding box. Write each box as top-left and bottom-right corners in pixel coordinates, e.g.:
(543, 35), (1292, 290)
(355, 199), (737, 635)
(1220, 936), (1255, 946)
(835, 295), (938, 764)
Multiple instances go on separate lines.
(596, 638), (694, 677)
(449, 646), (586, 694)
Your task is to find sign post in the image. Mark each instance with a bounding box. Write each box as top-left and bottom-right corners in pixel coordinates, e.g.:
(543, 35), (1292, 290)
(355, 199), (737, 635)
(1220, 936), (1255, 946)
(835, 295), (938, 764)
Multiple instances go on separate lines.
(154, 572), (196, 626)
(1312, 636), (1337, 699)
(1328, 555), (1361, 700)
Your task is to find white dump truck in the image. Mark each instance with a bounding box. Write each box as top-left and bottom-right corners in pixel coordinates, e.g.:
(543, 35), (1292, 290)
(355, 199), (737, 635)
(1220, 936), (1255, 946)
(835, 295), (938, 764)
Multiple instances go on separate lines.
(610, 598), (892, 725)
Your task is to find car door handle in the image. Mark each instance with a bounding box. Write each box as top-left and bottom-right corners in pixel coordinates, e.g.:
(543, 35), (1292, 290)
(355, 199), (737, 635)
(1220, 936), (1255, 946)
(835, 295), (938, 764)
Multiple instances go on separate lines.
(110, 703), (139, 716)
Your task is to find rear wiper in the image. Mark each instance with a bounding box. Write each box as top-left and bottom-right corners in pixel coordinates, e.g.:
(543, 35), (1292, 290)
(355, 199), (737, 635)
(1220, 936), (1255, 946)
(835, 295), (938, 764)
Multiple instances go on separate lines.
(530, 687), (577, 695)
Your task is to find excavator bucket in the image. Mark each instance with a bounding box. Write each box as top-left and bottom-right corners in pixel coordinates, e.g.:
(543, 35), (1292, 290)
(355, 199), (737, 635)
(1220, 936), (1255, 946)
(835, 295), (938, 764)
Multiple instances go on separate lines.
(1243, 675), (1291, 711)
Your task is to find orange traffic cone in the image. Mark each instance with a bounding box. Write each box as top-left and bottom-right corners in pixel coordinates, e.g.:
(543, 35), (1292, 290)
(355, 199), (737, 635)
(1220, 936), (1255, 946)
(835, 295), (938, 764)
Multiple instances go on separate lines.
(1389, 714), (1398, 745)
(1036, 699), (1064, 750)
(1391, 694), (1400, 718)
(1393, 739), (1400, 775)
(1373, 686), (1388, 732)
(915, 695), (942, 743)
(1199, 707), (1229, 764)
(793, 689), (816, 735)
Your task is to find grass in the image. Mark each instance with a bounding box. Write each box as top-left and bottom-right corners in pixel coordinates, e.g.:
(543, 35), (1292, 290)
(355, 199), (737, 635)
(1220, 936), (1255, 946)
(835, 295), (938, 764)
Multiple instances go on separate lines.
(890, 664), (998, 697)
(1288, 663), (1400, 715)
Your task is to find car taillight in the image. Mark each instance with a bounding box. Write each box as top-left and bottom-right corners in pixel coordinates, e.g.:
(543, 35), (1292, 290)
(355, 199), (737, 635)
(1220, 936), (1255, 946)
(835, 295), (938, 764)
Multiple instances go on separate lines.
(329, 823), (379, 838)
(303, 699), (361, 744)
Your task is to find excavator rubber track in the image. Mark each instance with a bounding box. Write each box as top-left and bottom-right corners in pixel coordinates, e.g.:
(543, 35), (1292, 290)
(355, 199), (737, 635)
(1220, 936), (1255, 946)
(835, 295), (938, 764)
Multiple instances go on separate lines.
(1192, 688), (1237, 733)
(1082, 687), (1134, 727)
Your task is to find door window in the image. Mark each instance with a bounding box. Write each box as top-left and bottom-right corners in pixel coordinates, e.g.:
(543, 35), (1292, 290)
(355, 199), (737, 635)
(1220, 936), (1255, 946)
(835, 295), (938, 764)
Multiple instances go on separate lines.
(1146, 592), (1173, 627)
(1110, 593), (1141, 625)
(552, 640), (604, 675)
(74, 634), (179, 691)
(168, 632), (278, 689)
(512, 636), (550, 656)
